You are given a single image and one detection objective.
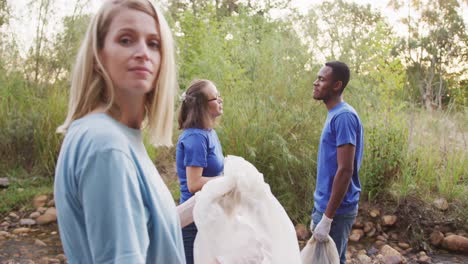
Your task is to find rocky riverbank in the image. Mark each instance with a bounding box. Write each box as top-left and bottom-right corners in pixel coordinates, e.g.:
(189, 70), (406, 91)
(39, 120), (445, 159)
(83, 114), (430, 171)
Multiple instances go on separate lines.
(1, 194), (467, 263)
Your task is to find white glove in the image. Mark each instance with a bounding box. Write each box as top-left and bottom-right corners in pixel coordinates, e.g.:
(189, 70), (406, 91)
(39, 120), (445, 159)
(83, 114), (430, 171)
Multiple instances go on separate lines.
(312, 215), (333, 242)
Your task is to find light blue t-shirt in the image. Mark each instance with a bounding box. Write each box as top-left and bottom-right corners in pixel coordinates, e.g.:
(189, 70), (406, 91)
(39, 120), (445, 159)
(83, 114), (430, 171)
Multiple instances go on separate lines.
(175, 128), (224, 203)
(54, 113), (186, 264)
(314, 102), (364, 215)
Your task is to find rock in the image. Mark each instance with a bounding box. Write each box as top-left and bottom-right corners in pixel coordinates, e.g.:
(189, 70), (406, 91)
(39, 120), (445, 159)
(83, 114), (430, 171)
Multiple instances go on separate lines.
(8, 212), (19, 219)
(0, 221), (9, 228)
(382, 215), (398, 226)
(295, 223), (309, 240)
(33, 195), (49, 208)
(350, 229), (364, 241)
(19, 218), (36, 226)
(366, 227), (377, 237)
(47, 199), (55, 207)
(37, 207), (57, 225)
(29, 212), (41, 219)
(36, 213), (57, 225)
(0, 231), (9, 238)
(369, 208), (381, 218)
(384, 255), (404, 264)
(49, 258), (60, 263)
(441, 234), (468, 253)
(357, 254), (372, 264)
(430, 231), (444, 246)
(394, 245), (404, 253)
(45, 207), (57, 216)
(377, 235), (388, 242)
(417, 254), (431, 263)
(364, 221), (375, 233)
(353, 217), (364, 228)
(37, 257), (50, 264)
(375, 240), (386, 248)
(37, 207), (47, 214)
(35, 239), (47, 246)
(56, 254), (67, 262)
(0, 177), (9, 188)
(368, 247), (379, 255)
(381, 244), (403, 258)
(433, 198), (448, 211)
(398, 242), (410, 249)
(12, 227), (31, 234)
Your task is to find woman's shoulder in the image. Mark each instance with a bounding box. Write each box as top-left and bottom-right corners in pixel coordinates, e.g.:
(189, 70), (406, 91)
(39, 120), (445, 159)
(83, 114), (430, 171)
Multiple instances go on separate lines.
(178, 128), (212, 144)
(181, 128), (212, 137)
(66, 113), (133, 152)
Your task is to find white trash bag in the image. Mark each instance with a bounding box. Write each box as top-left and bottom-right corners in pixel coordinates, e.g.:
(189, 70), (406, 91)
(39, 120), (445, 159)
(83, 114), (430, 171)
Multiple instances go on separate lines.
(300, 235), (339, 264)
(193, 155), (302, 264)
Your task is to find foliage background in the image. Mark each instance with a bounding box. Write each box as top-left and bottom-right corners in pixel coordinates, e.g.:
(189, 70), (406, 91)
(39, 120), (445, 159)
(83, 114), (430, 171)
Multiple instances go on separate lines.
(0, 0), (467, 223)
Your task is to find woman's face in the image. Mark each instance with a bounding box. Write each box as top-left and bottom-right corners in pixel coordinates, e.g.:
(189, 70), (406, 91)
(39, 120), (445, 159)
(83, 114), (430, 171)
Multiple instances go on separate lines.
(99, 8), (161, 100)
(205, 83), (223, 119)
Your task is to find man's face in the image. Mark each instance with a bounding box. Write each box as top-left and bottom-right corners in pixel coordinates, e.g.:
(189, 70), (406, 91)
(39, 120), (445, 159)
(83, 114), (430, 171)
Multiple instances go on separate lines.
(313, 66), (336, 101)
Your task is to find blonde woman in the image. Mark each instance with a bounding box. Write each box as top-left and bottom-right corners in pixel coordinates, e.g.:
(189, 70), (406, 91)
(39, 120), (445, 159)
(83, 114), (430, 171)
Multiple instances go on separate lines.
(54, 0), (185, 262)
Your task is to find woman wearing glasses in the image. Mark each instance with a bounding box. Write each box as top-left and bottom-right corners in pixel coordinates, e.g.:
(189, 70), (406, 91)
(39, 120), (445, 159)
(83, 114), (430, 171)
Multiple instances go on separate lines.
(176, 79), (224, 264)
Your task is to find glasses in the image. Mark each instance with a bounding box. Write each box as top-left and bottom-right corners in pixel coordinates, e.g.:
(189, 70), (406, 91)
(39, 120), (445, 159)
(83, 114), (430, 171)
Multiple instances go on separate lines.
(207, 94), (222, 102)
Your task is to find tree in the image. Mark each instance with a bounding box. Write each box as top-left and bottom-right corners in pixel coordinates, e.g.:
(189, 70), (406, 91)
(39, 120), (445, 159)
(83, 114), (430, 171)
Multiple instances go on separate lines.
(0, 0), (8, 27)
(390, 0), (468, 109)
(301, 0), (396, 74)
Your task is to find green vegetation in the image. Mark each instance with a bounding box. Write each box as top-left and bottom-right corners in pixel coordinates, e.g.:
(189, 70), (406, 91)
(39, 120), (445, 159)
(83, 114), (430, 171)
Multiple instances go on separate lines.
(0, 167), (53, 213)
(0, 0), (466, 224)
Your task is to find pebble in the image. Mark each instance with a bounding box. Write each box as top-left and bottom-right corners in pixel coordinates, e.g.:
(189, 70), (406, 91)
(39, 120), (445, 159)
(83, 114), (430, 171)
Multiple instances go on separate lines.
(20, 218), (36, 226)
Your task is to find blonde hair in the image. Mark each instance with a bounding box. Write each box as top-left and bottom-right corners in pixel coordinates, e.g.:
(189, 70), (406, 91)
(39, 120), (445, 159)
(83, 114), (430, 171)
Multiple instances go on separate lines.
(57, 0), (177, 147)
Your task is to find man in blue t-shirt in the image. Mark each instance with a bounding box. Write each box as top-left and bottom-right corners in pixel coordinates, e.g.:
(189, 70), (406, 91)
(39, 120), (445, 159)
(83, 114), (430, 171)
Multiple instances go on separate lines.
(310, 61), (364, 264)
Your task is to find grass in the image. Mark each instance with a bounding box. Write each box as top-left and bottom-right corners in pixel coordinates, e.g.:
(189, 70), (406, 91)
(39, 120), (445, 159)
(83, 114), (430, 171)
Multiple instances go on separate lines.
(0, 167), (54, 215)
(390, 108), (467, 205)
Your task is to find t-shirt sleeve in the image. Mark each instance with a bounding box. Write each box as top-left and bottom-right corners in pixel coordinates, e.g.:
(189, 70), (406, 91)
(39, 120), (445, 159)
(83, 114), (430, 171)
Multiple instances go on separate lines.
(77, 149), (148, 263)
(334, 112), (358, 147)
(182, 133), (208, 168)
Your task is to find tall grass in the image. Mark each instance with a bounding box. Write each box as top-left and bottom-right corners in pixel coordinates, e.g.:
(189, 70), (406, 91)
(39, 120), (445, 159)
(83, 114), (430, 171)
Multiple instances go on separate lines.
(390, 109), (467, 204)
(0, 69), (66, 175)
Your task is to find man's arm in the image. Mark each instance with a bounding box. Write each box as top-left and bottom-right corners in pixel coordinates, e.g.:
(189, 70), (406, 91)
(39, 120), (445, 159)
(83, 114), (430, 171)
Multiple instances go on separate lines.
(324, 143), (355, 218)
(312, 144), (356, 242)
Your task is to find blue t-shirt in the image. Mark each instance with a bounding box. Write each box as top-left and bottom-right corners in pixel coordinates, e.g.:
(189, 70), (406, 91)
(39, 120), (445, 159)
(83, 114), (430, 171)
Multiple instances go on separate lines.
(314, 102), (364, 215)
(176, 128), (224, 203)
(54, 113), (186, 264)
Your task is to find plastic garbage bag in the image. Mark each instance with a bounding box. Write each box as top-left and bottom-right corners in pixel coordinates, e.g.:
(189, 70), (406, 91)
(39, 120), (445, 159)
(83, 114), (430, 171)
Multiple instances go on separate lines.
(300, 236), (339, 264)
(193, 155), (302, 264)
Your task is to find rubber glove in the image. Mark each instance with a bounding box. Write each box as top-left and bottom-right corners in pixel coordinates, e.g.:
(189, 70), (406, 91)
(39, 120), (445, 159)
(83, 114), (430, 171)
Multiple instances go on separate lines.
(312, 215), (333, 242)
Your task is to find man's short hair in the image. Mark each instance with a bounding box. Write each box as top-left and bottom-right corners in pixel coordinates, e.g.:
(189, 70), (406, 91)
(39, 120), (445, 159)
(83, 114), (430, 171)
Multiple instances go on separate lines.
(325, 61), (350, 91)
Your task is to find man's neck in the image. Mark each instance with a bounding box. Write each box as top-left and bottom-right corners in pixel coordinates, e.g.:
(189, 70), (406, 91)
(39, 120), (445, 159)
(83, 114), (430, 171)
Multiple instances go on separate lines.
(324, 96), (343, 110)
